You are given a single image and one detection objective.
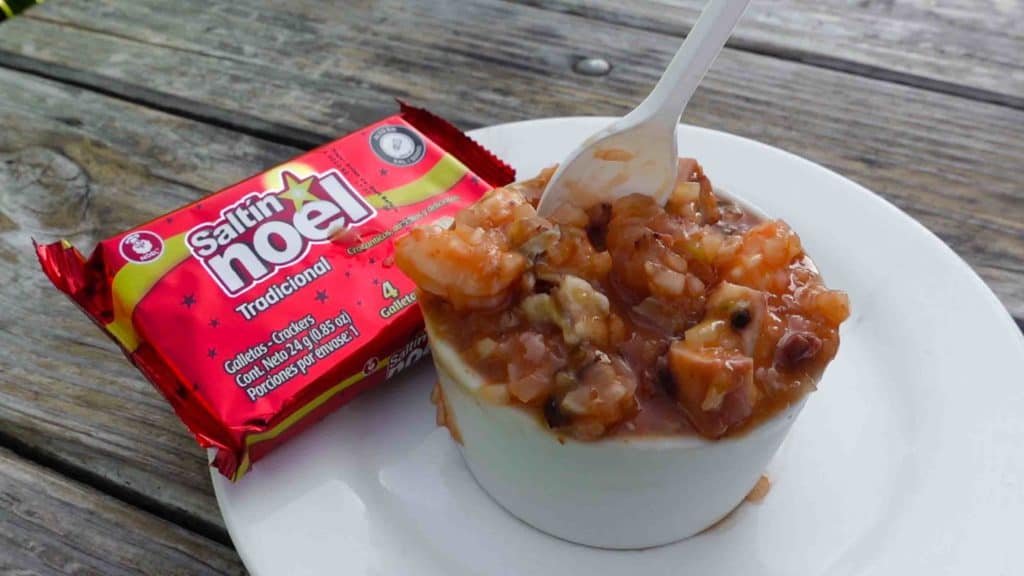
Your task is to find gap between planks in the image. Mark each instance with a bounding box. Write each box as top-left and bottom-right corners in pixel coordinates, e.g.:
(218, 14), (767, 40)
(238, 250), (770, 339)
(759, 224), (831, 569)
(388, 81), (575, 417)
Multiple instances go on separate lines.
(0, 38), (1021, 333)
(509, 0), (1024, 111)
(0, 427), (235, 548)
(0, 445), (243, 575)
(0, 47), (327, 150)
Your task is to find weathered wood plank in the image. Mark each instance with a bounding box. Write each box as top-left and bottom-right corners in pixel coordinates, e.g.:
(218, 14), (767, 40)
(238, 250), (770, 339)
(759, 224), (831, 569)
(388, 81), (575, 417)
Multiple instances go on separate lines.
(1, 0), (1022, 320)
(516, 0), (1024, 108)
(0, 447), (244, 575)
(0, 65), (300, 536)
(0, 0), (1020, 547)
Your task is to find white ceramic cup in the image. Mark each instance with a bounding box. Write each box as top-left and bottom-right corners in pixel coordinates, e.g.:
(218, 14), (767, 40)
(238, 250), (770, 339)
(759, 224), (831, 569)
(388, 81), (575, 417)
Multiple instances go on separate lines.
(426, 319), (805, 550)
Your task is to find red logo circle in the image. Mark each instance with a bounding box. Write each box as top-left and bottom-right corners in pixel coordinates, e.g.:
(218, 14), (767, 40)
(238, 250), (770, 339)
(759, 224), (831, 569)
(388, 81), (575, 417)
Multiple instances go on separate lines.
(119, 231), (164, 263)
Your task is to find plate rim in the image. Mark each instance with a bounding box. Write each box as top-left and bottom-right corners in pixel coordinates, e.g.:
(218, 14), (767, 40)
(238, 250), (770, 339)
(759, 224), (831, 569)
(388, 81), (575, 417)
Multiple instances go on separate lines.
(213, 116), (1024, 575)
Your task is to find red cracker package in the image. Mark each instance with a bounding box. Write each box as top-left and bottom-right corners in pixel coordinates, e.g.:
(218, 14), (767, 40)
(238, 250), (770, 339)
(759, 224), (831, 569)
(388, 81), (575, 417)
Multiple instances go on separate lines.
(37, 104), (514, 480)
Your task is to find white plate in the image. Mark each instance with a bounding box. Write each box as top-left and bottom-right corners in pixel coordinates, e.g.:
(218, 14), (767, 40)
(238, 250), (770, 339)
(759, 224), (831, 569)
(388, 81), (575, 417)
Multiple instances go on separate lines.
(213, 118), (1024, 576)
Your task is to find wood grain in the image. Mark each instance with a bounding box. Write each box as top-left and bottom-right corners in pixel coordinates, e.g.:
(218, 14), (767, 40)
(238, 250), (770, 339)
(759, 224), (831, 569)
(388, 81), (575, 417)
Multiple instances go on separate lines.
(0, 0), (1021, 318)
(0, 65), (300, 536)
(0, 447), (244, 575)
(0, 0), (1020, 560)
(516, 0), (1024, 108)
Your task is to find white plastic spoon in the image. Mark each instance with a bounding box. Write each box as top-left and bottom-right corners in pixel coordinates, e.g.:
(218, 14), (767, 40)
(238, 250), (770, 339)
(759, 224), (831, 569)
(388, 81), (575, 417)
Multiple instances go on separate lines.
(537, 0), (750, 217)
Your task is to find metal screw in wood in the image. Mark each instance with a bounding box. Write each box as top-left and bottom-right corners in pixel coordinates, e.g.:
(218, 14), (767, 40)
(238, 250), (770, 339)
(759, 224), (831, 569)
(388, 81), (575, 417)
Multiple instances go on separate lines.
(573, 57), (612, 76)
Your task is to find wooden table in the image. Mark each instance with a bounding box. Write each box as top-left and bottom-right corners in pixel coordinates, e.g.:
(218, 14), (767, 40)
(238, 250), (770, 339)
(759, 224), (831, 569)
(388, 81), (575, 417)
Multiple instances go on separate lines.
(0, 0), (1021, 572)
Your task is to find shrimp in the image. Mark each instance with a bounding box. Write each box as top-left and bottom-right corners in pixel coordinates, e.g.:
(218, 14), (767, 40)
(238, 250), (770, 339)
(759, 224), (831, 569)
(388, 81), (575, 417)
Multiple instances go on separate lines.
(717, 220), (803, 293)
(395, 224), (527, 310)
(455, 185), (534, 230)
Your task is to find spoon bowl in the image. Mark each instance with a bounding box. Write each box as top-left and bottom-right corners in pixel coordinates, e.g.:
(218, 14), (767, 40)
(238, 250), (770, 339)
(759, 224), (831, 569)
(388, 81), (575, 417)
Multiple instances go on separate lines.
(537, 0), (750, 216)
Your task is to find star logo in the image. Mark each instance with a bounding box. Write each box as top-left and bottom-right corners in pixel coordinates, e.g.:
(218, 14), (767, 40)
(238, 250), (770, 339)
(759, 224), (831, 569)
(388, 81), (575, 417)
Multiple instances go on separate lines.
(315, 290), (329, 303)
(182, 294), (196, 308)
(207, 348), (217, 358)
(278, 171), (318, 210)
(209, 318), (220, 328)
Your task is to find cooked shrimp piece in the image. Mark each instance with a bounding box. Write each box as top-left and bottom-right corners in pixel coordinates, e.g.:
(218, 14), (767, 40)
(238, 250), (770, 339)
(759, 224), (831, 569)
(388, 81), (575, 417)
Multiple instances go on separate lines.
(717, 220), (802, 293)
(395, 225), (526, 310)
(455, 185), (534, 230)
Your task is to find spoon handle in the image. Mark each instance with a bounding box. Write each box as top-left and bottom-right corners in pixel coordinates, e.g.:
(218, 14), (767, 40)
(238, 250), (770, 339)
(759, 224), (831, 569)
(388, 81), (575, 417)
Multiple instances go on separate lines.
(635, 0), (750, 126)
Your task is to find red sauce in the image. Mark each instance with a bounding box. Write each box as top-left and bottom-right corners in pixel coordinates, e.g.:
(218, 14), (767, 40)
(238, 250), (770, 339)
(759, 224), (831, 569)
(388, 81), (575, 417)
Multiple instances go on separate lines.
(398, 161), (850, 440)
